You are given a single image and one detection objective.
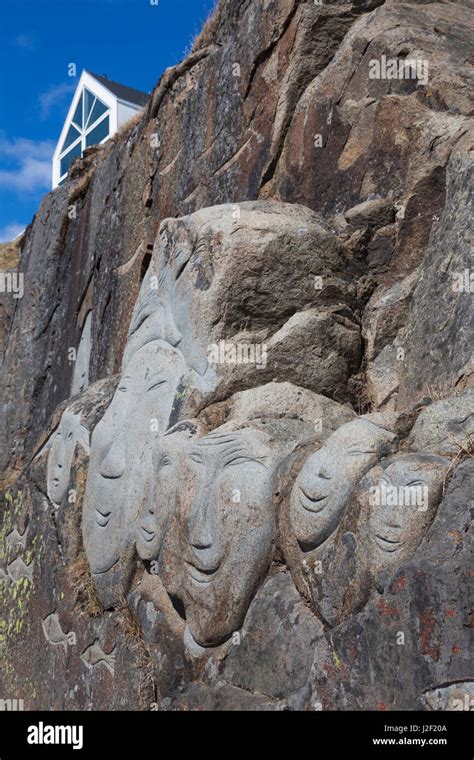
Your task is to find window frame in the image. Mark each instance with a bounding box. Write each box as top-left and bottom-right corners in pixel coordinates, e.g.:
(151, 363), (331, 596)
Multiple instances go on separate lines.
(84, 112), (110, 148)
(57, 88), (111, 184)
(59, 139), (84, 179)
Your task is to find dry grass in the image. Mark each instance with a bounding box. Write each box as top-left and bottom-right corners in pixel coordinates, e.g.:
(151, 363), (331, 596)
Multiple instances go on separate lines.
(350, 372), (372, 415)
(68, 167), (96, 205)
(356, 384), (371, 415)
(443, 429), (474, 495)
(424, 384), (445, 402)
(424, 383), (463, 403)
(66, 112), (143, 205)
(0, 240), (21, 269)
(110, 111), (143, 144)
(118, 598), (158, 704)
(190, 0), (222, 53)
(68, 552), (103, 617)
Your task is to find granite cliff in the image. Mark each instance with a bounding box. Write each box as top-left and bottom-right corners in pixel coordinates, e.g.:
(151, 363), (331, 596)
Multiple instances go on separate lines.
(1, 0), (472, 711)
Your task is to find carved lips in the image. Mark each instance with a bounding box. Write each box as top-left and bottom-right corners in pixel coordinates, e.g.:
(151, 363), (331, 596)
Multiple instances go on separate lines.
(289, 418), (396, 552)
(297, 485), (330, 513)
(168, 428), (276, 648)
(82, 341), (187, 595)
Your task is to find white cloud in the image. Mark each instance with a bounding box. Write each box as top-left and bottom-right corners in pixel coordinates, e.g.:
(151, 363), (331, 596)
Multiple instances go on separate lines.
(15, 34), (34, 50)
(0, 135), (54, 193)
(0, 223), (25, 243)
(39, 81), (76, 120)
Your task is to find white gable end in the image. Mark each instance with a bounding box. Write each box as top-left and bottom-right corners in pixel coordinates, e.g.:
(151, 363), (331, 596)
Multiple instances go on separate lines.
(52, 71), (144, 188)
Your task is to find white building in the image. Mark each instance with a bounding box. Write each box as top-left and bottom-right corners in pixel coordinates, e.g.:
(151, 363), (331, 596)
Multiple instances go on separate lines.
(52, 70), (148, 188)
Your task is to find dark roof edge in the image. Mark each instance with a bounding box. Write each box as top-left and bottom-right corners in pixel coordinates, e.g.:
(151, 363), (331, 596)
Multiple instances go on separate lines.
(86, 70), (149, 107)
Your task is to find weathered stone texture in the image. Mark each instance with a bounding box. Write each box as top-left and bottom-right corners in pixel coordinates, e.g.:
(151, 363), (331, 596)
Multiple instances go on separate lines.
(1, 0), (472, 712)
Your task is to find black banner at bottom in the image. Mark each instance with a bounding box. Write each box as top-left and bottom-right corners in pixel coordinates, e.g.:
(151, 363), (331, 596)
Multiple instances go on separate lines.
(0, 710), (471, 757)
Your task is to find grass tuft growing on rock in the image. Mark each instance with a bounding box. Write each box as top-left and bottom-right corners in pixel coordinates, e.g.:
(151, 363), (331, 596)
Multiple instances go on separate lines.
(110, 111), (143, 144)
(69, 552), (103, 617)
(118, 598), (158, 705)
(190, 0), (222, 53)
(443, 430), (474, 494)
(0, 240), (21, 270)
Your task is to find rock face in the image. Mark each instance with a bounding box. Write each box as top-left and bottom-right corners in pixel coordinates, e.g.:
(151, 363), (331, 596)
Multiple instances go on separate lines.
(398, 155), (474, 406)
(407, 393), (474, 457)
(0, 0), (472, 711)
(127, 201), (364, 407)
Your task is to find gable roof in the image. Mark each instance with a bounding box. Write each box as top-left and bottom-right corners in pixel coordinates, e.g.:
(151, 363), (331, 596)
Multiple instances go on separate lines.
(86, 71), (149, 107)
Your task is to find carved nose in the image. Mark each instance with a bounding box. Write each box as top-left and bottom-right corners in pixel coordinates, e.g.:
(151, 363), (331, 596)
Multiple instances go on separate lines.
(188, 498), (213, 550)
(166, 314), (182, 347)
(100, 431), (126, 479)
(190, 518), (213, 550)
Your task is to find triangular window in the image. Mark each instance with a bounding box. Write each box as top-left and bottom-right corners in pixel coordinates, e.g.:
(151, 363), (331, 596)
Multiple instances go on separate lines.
(71, 94), (83, 128)
(59, 83), (112, 180)
(87, 98), (108, 128)
(61, 124), (81, 154)
(84, 89), (96, 126)
(86, 115), (109, 147)
(60, 141), (82, 178)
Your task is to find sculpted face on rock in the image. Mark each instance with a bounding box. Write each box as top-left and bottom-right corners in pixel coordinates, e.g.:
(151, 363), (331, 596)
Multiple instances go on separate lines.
(135, 426), (195, 563)
(368, 453), (449, 578)
(136, 448), (176, 562)
(175, 428), (276, 648)
(122, 223), (203, 375)
(289, 418), (395, 552)
(122, 277), (183, 370)
(46, 410), (90, 506)
(83, 340), (186, 590)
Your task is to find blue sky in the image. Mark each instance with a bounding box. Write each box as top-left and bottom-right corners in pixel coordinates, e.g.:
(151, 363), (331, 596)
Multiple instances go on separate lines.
(0, 0), (217, 242)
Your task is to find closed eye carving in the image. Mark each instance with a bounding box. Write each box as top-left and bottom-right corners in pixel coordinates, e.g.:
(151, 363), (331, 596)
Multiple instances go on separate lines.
(147, 380), (166, 392)
(189, 451), (204, 464)
(129, 294), (158, 336)
(224, 456), (255, 467)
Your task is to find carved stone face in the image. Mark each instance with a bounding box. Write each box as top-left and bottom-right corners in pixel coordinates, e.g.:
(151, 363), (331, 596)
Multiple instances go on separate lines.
(122, 280), (183, 370)
(368, 453), (448, 577)
(47, 410), (89, 506)
(135, 430), (190, 562)
(82, 340), (186, 588)
(289, 418), (395, 552)
(175, 428), (276, 648)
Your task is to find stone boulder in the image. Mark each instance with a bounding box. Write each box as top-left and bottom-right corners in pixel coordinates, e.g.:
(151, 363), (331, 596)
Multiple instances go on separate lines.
(407, 392), (474, 457)
(126, 201), (364, 407)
